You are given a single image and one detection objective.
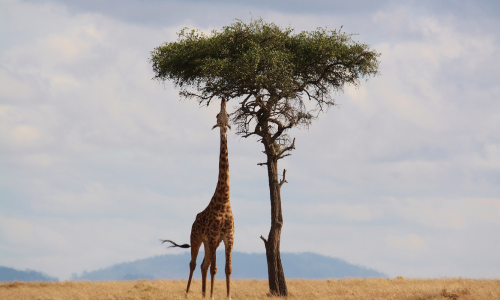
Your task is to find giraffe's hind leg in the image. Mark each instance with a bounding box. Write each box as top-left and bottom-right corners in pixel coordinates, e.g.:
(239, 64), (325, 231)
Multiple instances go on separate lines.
(186, 238), (202, 295)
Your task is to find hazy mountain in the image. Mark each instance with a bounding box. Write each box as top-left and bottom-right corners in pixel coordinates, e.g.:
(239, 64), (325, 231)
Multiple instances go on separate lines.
(0, 266), (58, 282)
(73, 252), (386, 281)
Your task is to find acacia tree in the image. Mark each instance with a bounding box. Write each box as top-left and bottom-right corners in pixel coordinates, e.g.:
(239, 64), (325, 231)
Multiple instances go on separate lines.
(150, 18), (380, 296)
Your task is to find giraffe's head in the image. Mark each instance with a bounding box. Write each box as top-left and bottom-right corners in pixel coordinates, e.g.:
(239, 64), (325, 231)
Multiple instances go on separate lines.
(212, 99), (231, 130)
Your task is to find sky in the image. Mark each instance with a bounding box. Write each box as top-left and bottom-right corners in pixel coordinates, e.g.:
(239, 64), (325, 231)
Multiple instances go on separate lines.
(0, 0), (499, 281)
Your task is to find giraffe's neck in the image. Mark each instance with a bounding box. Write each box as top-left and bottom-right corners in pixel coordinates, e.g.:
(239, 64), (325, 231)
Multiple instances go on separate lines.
(213, 125), (230, 205)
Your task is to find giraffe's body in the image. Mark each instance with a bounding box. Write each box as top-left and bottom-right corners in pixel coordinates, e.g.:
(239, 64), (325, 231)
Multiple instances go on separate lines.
(186, 99), (234, 300)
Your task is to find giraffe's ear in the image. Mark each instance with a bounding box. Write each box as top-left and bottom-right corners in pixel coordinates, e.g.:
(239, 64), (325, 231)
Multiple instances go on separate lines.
(212, 124), (219, 130)
(227, 124), (231, 130)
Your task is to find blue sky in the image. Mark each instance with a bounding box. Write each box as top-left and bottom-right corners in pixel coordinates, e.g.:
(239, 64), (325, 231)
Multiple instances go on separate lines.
(1, 0), (499, 280)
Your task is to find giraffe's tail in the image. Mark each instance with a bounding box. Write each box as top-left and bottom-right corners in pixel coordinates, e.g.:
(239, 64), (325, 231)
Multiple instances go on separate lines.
(160, 239), (191, 248)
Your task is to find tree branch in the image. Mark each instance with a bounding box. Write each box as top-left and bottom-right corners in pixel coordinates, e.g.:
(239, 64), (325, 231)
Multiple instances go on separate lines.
(279, 169), (288, 188)
(277, 153), (292, 160)
(277, 138), (296, 160)
(242, 131), (258, 138)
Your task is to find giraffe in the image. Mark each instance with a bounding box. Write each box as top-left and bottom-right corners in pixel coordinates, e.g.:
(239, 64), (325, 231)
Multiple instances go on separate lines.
(162, 99), (234, 300)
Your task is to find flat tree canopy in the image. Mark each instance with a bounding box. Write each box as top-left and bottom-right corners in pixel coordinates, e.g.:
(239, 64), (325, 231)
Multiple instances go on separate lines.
(150, 18), (380, 296)
(151, 19), (379, 122)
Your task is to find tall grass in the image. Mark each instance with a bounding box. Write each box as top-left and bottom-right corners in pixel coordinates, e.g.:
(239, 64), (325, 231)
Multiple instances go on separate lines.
(1, 278), (499, 300)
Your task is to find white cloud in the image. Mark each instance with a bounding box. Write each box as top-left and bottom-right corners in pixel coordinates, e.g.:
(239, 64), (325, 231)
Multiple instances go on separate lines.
(387, 234), (427, 250)
(10, 125), (42, 145)
(23, 153), (56, 167)
(0, 217), (71, 255)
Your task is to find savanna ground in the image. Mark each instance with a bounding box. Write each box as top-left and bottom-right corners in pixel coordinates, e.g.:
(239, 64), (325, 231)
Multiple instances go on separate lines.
(1, 278), (499, 300)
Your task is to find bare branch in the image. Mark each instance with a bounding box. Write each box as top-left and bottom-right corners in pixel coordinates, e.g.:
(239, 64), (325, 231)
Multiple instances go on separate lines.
(242, 131), (258, 138)
(279, 169), (288, 188)
(268, 118), (284, 128)
(277, 138), (296, 160)
(284, 137), (296, 152)
(277, 153), (292, 160)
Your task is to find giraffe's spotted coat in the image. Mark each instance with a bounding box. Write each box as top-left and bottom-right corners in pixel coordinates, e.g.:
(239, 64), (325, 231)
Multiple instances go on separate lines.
(186, 99), (234, 300)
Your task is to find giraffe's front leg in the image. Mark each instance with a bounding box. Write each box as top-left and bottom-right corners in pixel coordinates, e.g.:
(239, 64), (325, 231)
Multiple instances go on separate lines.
(209, 241), (218, 300)
(224, 237), (233, 300)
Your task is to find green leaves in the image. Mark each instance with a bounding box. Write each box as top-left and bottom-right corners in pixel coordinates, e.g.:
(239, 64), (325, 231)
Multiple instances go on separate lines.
(150, 18), (380, 149)
(151, 18), (378, 103)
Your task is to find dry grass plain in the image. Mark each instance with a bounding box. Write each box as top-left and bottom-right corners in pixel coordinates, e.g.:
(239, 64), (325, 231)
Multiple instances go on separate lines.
(1, 278), (499, 300)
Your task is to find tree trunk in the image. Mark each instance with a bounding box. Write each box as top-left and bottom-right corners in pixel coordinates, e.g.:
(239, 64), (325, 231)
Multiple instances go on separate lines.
(262, 157), (288, 296)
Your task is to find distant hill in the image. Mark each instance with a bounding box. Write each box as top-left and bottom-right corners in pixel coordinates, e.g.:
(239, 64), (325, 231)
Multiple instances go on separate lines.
(0, 266), (58, 282)
(73, 252), (386, 281)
